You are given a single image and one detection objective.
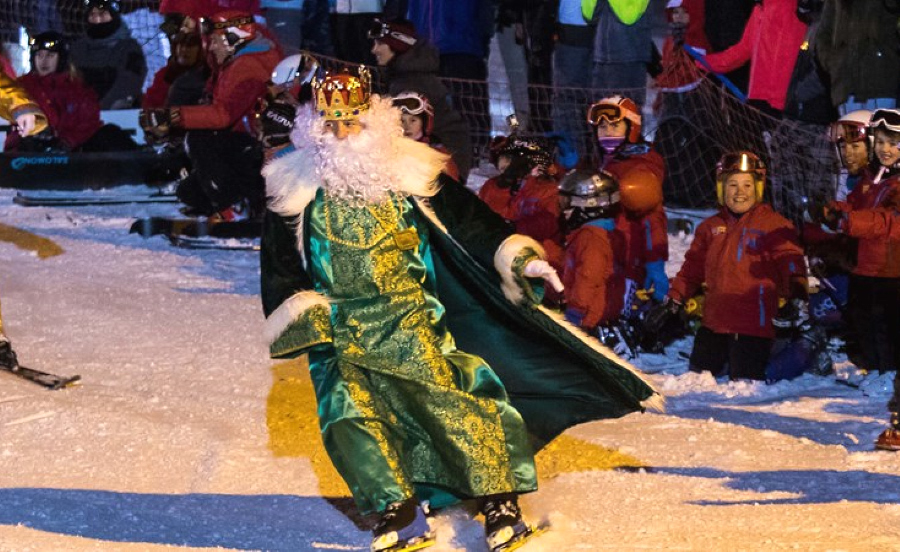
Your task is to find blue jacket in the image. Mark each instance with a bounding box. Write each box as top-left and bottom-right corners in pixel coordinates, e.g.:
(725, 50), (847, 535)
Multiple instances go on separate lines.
(406, 0), (493, 58)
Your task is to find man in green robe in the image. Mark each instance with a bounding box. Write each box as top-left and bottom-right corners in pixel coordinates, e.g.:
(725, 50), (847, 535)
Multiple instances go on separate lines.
(260, 69), (662, 552)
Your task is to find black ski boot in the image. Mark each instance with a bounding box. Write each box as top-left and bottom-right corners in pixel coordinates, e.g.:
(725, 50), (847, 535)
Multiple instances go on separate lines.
(370, 498), (435, 552)
(0, 336), (19, 371)
(481, 495), (535, 552)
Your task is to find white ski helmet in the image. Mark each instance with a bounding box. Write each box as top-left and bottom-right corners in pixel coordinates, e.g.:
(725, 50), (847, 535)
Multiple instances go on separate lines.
(271, 53), (318, 87)
(829, 109), (871, 144)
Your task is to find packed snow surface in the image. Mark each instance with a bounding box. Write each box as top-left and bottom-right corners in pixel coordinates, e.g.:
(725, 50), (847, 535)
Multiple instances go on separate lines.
(0, 186), (898, 551)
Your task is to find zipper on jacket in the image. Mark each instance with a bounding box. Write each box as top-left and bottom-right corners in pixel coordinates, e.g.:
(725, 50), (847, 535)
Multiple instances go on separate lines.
(758, 284), (765, 327)
(737, 228), (746, 262)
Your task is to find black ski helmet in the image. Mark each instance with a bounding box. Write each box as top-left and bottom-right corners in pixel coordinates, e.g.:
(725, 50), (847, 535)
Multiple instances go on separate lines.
(29, 31), (69, 73)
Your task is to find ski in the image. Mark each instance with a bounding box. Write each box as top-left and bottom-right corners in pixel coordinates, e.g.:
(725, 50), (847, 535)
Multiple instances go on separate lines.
(14, 191), (178, 207)
(129, 216), (262, 239)
(0, 364), (81, 390)
(169, 235), (260, 251)
(491, 522), (549, 552)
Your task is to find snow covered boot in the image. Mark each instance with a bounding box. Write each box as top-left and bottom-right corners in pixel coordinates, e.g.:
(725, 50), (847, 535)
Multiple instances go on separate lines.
(370, 498), (435, 552)
(875, 412), (900, 452)
(0, 336), (19, 371)
(482, 495), (536, 552)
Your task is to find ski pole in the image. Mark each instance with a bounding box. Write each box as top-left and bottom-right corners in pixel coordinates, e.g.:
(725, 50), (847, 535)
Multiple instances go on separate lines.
(685, 46), (749, 103)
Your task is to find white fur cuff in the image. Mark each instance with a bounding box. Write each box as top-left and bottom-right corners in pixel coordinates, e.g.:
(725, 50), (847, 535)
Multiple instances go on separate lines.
(263, 291), (331, 345)
(495, 234), (546, 304)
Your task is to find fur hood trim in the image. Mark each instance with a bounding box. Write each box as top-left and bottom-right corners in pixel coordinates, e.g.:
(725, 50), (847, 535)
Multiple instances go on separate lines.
(263, 290), (330, 345)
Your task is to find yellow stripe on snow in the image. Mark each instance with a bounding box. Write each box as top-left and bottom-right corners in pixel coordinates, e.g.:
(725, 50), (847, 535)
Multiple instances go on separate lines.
(0, 222), (64, 259)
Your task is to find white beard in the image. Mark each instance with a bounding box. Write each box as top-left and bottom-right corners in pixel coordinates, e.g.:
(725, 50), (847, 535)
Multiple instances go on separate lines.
(292, 95), (409, 206)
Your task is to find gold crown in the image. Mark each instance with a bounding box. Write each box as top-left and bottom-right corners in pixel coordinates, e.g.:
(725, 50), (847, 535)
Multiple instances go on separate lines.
(313, 67), (371, 121)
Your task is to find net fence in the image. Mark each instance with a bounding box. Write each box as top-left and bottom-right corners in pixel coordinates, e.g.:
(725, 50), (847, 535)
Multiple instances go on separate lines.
(0, 3), (839, 221)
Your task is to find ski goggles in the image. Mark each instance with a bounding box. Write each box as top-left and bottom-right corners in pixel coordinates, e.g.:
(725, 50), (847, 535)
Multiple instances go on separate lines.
(586, 102), (626, 126)
(29, 37), (64, 54)
(199, 15), (254, 36)
(366, 20), (417, 45)
(717, 151), (766, 176)
(869, 109), (900, 133)
(828, 122), (867, 144)
(392, 94), (431, 116)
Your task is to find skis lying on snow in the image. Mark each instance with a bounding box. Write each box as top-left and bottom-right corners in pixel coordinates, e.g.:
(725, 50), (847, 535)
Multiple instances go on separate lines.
(169, 235), (260, 251)
(0, 364), (81, 390)
(129, 216), (262, 239)
(130, 216), (262, 251)
(13, 191), (178, 207)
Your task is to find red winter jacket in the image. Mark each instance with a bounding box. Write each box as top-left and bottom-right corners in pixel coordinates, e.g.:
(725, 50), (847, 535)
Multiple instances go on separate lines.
(478, 173), (562, 244)
(6, 71), (102, 150)
(562, 221), (626, 330)
(510, 174), (562, 245)
(478, 175), (515, 220)
(703, 0), (806, 110)
(669, 203), (806, 338)
(178, 37), (279, 132)
(604, 148), (668, 283)
(832, 168), (900, 278)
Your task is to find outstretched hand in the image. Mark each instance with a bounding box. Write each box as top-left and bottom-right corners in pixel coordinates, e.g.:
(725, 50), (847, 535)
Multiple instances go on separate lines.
(523, 259), (564, 293)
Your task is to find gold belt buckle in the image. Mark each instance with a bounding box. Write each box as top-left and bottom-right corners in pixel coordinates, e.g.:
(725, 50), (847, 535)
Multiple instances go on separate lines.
(393, 227), (419, 251)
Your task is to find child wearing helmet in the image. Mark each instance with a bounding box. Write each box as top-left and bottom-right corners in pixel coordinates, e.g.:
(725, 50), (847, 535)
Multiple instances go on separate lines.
(477, 137), (562, 244)
(392, 91), (461, 182)
(550, 169), (629, 353)
(810, 109), (900, 451)
(588, 95), (670, 303)
(647, 151), (807, 381)
(140, 10), (281, 220)
(6, 31), (137, 153)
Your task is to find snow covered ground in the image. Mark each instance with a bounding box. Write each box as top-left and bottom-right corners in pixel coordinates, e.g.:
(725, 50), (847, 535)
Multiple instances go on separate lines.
(0, 185), (899, 551)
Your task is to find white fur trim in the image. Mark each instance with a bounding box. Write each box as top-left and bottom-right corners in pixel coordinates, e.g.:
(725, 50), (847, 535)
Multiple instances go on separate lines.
(263, 146), (319, 218)
(537, 305), (665, 413)
(263, 290), (331, 345)
(494, 234), (546, 305)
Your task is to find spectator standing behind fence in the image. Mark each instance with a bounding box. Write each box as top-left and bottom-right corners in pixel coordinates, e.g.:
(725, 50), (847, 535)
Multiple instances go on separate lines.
(814, 0), (899, 116)
(69, 0), (146, 110)
(6, 32), (137, 153)
(584, 0), (654, 109)
(703, 0), (754, 94)
(701, 0), (806, 116)
(405, 0), (494, 157)
(369, 18), (473, 183)
(332, 0), (383, 64)
(646, 151), (809, 382)
(552, 0), (597, 155)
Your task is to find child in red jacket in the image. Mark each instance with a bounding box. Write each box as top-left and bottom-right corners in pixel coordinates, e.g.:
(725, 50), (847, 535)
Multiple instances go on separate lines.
(554, 169), (630, 355)
(5, 32), (135, 153)
(648, 151), (808, 381)
(588, 95), (669, 302)
(812, 109), (900, 451)
(478, 137), (562, 244)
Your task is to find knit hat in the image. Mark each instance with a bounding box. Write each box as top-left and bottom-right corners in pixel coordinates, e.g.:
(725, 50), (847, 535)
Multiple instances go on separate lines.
(368, 18), (417, 55)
